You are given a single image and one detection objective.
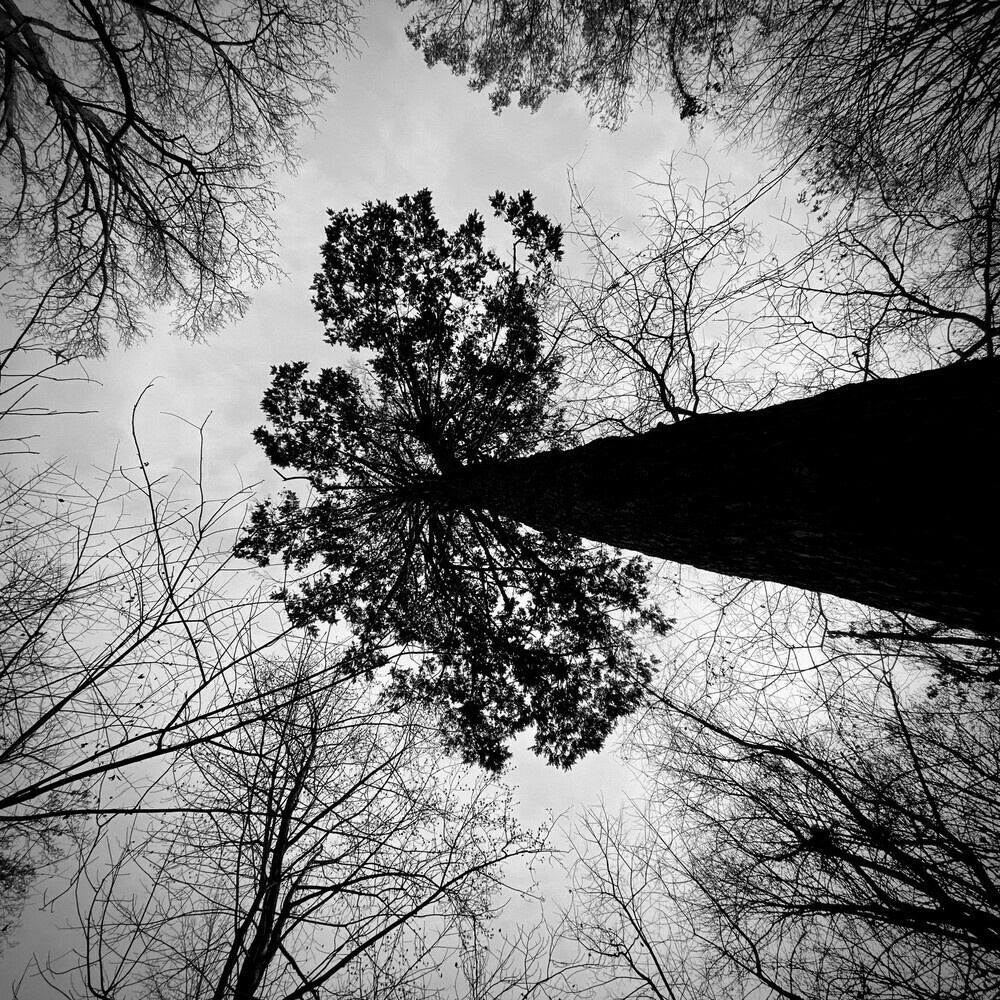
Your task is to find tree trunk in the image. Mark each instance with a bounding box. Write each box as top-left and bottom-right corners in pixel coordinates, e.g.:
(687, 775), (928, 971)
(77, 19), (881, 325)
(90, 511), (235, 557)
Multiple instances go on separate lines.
(440, 361), (1000, 636)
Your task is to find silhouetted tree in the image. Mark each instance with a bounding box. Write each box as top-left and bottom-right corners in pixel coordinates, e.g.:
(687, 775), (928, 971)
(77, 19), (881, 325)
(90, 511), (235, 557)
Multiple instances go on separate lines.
(555, 666), (1000, 1000)
(0, 0), (361, 353)
(0, 412), (349, 952)
(548, 158), (1000, 665)
(401, 0), (725, 122)
(237, 190), (670, 770)
(401, 0), (1000, 212)
(41, 659), (545, 1000)
(238, 191), (999, 770)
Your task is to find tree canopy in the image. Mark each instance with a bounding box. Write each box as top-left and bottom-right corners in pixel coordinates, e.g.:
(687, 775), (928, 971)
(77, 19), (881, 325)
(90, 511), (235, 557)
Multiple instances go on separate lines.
(239, 184), (999, 773)
(401, 0), (1000, 211)
(236, 190), (670, 771)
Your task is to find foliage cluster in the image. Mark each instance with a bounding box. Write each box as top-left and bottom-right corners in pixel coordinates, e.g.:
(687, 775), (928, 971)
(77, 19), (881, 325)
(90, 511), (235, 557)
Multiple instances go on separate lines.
(236, 190), (670, 770)
(402, 0), (1000, 220)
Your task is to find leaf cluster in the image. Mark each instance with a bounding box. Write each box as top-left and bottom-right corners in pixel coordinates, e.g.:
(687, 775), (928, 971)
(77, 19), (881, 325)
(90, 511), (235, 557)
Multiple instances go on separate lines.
(401, 0), (730, 124)
(237, 190), (669, 769)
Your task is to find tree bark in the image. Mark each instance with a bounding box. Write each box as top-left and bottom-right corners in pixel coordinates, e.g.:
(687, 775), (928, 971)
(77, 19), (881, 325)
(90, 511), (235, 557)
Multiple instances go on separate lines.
(438, 361), (1000, 636)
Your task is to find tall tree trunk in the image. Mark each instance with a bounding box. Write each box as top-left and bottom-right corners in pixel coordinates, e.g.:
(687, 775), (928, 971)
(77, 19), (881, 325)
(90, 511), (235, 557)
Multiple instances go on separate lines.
(439, 361), (1000, 636)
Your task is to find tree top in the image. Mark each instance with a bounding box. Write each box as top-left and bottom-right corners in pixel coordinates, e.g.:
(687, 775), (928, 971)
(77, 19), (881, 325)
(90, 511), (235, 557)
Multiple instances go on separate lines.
(237, 189), (669, 770)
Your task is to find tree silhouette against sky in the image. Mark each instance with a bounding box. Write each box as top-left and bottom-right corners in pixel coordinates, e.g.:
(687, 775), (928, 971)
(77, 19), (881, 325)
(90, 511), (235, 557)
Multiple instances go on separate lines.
(237, 190), (670, 770)
(239, 188), (999, 768)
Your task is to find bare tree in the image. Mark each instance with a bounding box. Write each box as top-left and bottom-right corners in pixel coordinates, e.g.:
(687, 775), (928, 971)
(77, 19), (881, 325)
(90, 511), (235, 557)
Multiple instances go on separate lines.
(554, 142), (1000, 442)
(555, 160), (798, 438)
(723, 0), (1000, 215)
(0, 319), (97, 458)
(37, 656), (548, 1000)
(0, 405), (362, 954)
(555, 653), (1000, 1000)
(1, 0), (362, 354)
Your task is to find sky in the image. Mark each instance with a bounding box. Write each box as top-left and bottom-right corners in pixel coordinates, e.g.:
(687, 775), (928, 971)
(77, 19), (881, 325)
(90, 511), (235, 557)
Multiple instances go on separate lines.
(2, 2), (788, 991)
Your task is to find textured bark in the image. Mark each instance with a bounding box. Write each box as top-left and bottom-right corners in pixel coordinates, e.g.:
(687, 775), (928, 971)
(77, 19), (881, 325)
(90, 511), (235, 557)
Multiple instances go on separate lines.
(435, 361), (1000, 636)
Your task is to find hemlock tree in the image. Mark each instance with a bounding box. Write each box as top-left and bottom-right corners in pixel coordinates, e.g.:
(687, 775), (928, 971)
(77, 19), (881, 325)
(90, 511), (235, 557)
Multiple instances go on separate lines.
(236, 190), (671, 771)
(238, 190), (999, 768)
